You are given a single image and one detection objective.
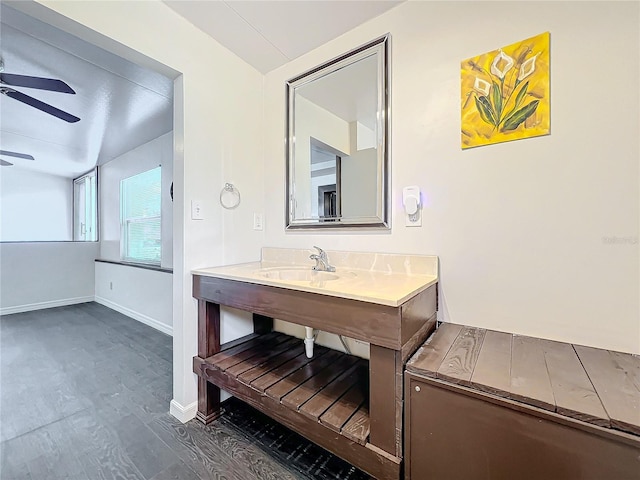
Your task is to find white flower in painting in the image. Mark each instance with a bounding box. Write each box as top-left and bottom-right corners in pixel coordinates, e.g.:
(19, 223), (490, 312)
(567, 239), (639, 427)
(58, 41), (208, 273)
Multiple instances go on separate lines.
(473, 77), (491, 96)
(490, 49), (514, 79)
(518, 54), (539, 81)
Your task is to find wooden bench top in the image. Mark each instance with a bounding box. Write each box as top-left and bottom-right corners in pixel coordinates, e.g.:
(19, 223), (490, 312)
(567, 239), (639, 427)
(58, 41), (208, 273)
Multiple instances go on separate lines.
(406, 323), (640, 436)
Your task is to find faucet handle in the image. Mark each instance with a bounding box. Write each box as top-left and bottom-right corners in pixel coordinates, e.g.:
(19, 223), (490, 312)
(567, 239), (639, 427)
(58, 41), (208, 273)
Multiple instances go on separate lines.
(312, 246), (324, 256)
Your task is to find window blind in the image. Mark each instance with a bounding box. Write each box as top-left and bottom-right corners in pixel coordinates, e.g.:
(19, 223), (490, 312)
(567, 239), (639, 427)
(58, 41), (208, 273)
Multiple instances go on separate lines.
(120, 167), (162, 265)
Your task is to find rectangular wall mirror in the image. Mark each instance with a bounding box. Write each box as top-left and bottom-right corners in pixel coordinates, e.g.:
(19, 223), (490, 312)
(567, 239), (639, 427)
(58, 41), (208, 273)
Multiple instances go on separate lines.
(286, 34), (390, 229)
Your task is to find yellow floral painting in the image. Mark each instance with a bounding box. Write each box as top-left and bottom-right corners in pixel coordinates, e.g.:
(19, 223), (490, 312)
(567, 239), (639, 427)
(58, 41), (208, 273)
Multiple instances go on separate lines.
(461, 32), (550, 149)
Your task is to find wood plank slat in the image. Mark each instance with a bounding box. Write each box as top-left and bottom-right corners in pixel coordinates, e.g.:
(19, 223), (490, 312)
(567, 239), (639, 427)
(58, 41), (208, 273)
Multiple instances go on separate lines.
(282, 353), (360, 410)
(299, 361), (365, 421)
(470, 330), (512, 398)
(320, 382), (366, 433)
(341, 403), (370, 445)
(214, 334), (290, 371)
(225, 337), (301, 377)
(574, 345), (640, 435)
(208, 332), (279, 366)
(539, 340), (609, 427)
(436, 326), (486, 386)
(405, 323), (463, 377)
(220, 333), (262, 352)
(250, 348), (329, 393)
(609, 351), (640, 390)
(510, 335), (555, 411)
(238, 344), (310, 385)
(265, 350), (342, 401)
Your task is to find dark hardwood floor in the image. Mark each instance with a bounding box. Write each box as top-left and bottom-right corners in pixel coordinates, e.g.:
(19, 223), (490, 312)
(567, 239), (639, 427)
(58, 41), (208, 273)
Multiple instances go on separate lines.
(0, 303), (369, 480)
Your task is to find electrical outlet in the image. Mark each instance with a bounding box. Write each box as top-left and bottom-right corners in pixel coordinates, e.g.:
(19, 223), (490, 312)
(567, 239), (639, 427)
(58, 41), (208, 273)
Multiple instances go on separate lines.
(191, 200), (204, 220)
(253, 213), (264, 231)
(405, 209), (422, 227)
(402, 186), (423, 227)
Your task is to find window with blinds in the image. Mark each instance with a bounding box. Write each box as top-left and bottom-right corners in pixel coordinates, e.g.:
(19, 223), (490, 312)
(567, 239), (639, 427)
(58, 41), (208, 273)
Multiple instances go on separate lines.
(120, 167), (162, 265)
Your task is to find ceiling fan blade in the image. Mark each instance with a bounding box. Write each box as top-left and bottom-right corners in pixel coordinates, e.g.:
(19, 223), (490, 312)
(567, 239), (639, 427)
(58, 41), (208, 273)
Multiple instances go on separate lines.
(0, 73), (76, 94)
(0, 150), (34, 160)
(0, 159), (14, 166)
(3, 89), (80, 123)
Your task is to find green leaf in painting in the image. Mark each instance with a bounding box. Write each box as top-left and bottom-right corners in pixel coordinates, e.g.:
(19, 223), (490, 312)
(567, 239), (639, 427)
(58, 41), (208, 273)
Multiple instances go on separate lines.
(492, 81), (502, 119)
(513, 81), (529, 109)
(479, 96), (498, 125)
(475, 95), (497, 126)
(499, 81), (530, 125)
(502, 100), (539, 131)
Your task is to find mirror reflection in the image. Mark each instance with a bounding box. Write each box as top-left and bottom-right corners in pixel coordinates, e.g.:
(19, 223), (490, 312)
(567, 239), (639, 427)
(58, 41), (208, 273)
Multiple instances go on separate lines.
(286, 35), (389, 229)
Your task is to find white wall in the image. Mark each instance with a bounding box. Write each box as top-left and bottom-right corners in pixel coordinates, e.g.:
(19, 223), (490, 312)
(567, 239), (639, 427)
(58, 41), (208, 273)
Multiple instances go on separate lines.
(263, 1), (639, 354)
(0, 168), (72, 241)
(99, 132), (173, 268)
(295, 96), (350, 219)
(95, 261), (172, 335)
(0, 242), (97, 314)
(341, 147), (377, 218)
(25, 0), (265, 420)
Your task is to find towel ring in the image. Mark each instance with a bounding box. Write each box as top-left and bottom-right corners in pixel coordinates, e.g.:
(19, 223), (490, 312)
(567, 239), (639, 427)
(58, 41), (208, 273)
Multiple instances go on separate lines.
(220, 183), (241, 209)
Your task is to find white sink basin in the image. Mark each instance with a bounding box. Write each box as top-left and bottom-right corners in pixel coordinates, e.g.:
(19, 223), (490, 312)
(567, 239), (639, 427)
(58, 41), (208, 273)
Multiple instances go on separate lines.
(257, 267), (339, 282)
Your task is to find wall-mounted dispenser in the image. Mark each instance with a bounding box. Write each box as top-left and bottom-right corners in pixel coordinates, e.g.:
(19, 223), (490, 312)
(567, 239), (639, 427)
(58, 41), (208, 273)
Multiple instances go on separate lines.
(402, 186), (422, 227)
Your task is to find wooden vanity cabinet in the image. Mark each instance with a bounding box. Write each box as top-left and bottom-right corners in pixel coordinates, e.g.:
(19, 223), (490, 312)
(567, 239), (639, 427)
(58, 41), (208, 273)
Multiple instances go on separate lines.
(192, 274), (438, 480)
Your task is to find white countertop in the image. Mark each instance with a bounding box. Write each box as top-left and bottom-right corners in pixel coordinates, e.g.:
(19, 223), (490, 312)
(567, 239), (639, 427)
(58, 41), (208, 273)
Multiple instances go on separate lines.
(192, 248), (438, 307)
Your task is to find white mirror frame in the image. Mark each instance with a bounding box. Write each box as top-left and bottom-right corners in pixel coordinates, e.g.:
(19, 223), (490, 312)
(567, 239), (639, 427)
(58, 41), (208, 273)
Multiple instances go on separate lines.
(285, 34), (390, 230)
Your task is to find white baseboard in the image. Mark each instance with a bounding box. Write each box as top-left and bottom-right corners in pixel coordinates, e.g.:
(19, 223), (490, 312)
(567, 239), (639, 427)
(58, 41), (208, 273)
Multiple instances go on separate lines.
(95, 296), (173, 336)
(0, 296), (95, 316)
(170, 399), (197, 423)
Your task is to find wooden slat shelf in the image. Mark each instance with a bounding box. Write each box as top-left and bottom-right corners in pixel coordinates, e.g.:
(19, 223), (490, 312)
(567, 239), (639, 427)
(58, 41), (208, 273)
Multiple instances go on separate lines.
(194, 332), (371, 445)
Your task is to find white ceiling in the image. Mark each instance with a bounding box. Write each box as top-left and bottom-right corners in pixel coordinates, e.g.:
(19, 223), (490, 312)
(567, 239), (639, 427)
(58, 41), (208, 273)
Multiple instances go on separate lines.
(163, 0), (403, 73)
(0, 5), (174, 178)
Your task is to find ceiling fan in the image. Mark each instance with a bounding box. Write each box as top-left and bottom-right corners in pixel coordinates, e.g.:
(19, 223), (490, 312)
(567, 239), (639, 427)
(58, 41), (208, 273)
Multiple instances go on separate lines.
(0, 149), (35, 166)
(0, 57), (80, 123)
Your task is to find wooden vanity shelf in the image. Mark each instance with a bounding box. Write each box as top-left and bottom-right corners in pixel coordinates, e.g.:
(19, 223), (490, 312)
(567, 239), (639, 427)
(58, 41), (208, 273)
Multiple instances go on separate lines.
(192, 272), (438, 480)
(193, 331), (372, 445)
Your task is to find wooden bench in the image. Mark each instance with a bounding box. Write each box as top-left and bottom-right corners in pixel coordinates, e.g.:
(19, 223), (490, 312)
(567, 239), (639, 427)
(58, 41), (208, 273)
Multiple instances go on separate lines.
(404, 324), (640, 479)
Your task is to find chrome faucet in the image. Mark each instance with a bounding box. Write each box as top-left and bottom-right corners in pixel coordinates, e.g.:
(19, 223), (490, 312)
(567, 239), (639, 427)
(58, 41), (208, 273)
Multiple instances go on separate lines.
(309, 246), (336, 272)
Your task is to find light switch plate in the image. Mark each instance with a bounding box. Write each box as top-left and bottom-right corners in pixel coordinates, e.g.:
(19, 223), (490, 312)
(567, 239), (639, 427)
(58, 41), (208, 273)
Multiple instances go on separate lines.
(253, 213), (264, 231)
(191, 200), (204, 220)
